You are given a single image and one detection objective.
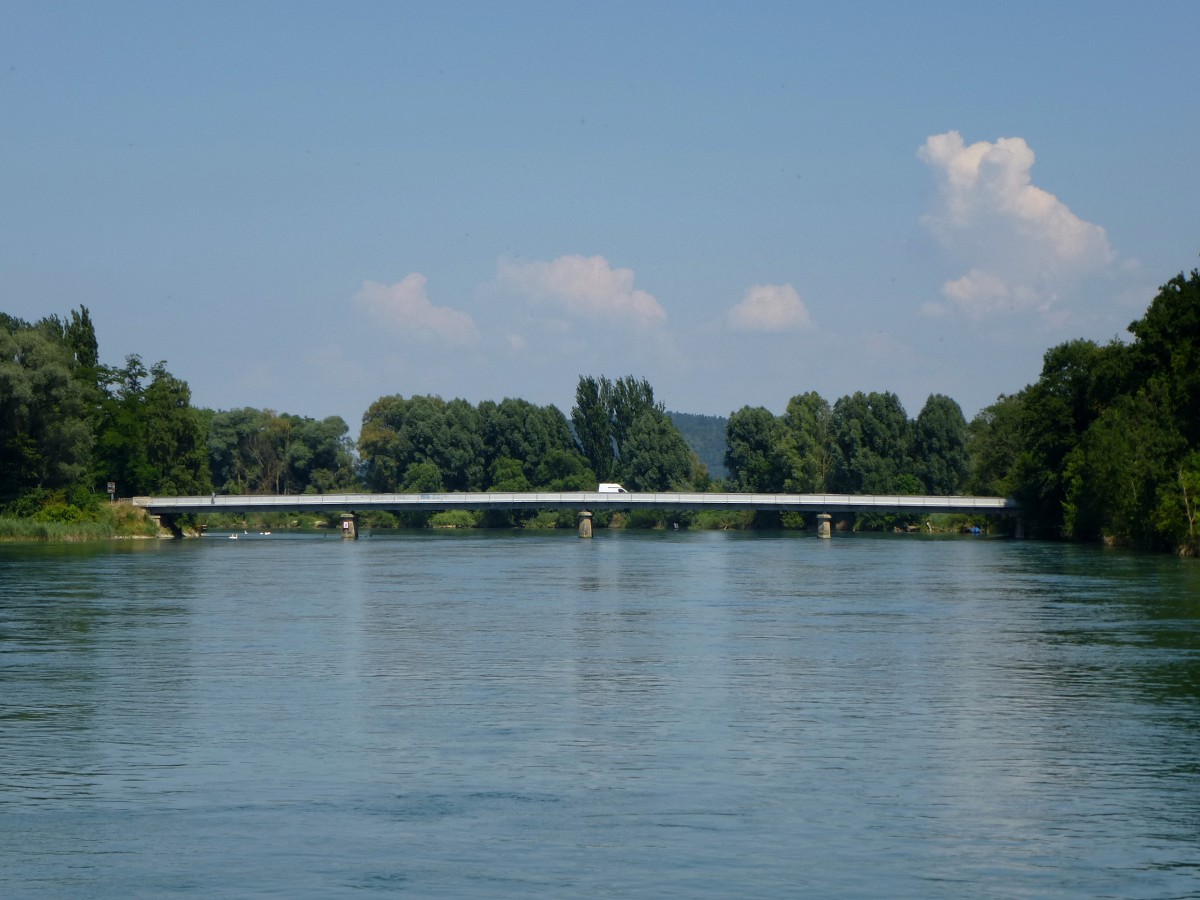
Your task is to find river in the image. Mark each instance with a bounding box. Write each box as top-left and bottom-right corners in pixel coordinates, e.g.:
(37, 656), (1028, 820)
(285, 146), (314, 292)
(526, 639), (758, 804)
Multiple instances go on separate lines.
(2, 530), (1198, 897)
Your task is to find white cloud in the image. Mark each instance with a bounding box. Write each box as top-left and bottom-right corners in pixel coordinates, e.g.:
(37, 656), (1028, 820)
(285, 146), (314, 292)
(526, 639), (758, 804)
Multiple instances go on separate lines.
(726, 283), (812, 332)
(355, 274), (480, 346)
(918, 130), (1115, 317)
(495, 254), (667, 328)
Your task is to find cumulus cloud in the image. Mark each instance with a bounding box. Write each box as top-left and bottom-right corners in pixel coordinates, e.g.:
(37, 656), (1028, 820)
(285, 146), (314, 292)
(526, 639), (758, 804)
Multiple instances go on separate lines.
(919, 130), (1115, 318)
(355, 274), (480, 346)
(726, 283), (812, 332)
(495, 254), (667, 328)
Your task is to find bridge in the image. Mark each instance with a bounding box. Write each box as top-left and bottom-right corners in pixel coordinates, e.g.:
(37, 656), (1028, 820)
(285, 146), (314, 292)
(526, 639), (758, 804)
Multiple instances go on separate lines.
(132, 491), (1019, 539)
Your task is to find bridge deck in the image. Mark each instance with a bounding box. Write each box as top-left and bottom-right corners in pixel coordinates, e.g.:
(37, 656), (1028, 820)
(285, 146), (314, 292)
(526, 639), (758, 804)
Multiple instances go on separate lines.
(133, 492), (1018, 516)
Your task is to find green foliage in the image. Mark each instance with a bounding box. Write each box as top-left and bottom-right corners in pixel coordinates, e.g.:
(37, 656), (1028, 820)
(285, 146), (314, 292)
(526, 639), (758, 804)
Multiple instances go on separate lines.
(0, 320), (95, 504)
(967, 267), (1200, 551)
(1063, 391), (1183, 548)
(829, 391), (912, 494)
(623, 409), (693, 490)
(912, 394), (968, 495)
(725, 406), (787, 491)
(430, 510), (478, 528)
(359, 394), (483, 492)
(570, 376), (614, 481)
(780, 391), (834, 492)
(93, 356), (210, 497)
(966, 394), (1023, 496)
(534, 448), (596, 491)
(570, 374), (700, 489)
(208, 407), (355, 495)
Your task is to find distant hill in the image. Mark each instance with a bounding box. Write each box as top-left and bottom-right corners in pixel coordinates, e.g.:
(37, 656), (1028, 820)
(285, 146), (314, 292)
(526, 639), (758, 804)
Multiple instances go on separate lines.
(668, 411), (728, 480)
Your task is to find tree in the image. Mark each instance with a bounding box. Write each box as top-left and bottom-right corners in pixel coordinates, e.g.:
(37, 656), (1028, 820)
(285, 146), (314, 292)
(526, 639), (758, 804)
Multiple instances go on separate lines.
(828, 391), (912, 494)
(534, 448), (595, 491)
(0, 322), (94, 504)
(912, 394), (968, 495)
(1062, 390), (1183, 547)
(142, 362), (210, 495)
(570, 374), (693, 487)
(724, 406), (786, 492)
(1126, 269), (1200, 444)
(1010, 340), (1116, 537)
(622, 408), (693, 491)
(571, 376), (613, 482)
(780, 391), (833, 492)
(966, 393), (1024, 496)
(357, 395), (483, 493)
(93, 355), (209, 496)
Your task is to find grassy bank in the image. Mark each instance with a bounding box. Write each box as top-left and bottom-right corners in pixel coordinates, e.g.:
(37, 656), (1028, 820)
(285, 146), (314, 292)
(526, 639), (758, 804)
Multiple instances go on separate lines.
(0, 502), (159, 542)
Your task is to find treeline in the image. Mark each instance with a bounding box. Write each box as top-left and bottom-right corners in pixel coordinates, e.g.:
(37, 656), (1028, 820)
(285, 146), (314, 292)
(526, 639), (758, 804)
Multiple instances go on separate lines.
(723, 391), (968, 497)
(714, 269), (1200, 553)
(358, 375), (703, 495)
(0, 308), (357, 523)
(969, 269), (1200, 554)
(2, 266), (1198, 551)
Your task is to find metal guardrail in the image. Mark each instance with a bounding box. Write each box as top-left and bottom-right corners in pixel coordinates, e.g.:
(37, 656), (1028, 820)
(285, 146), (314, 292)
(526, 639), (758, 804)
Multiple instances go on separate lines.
(132, 492), (1019, 515)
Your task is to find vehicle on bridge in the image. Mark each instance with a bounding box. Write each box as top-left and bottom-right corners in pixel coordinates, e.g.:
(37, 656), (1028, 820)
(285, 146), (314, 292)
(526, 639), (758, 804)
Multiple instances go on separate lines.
(598, 483), (629, 493)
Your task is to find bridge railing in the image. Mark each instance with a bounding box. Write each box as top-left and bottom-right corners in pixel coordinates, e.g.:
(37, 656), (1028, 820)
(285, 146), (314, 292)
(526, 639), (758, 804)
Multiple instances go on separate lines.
(133, 492), (1019, 515)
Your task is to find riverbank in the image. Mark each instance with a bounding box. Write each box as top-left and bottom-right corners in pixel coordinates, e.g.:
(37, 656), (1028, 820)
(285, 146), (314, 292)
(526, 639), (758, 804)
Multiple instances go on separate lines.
(0, 503), (159, 542)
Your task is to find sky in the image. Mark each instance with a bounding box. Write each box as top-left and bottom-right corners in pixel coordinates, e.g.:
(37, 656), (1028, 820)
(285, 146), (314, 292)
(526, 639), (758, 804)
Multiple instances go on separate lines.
(3, 1), (1198, 432)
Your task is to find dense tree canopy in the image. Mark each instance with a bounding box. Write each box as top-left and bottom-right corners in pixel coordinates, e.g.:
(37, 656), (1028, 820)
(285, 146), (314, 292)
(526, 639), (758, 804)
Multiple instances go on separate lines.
(0, 318), (95, 504)
(970, 268), (1200, 552)
(570, 375), (701, 490)
(208, 407), (356, 495)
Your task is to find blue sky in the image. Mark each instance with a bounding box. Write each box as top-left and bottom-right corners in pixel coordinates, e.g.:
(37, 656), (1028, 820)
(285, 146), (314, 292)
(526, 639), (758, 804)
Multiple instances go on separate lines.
(3, 2), (1198, 430)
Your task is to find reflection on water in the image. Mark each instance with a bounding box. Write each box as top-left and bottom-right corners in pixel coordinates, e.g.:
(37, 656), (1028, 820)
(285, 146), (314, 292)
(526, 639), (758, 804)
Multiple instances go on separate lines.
(2, 532), (1199, 897)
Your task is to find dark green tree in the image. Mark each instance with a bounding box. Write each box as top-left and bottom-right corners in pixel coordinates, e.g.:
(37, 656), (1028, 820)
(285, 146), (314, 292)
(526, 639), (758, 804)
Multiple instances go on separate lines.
(0, 321), (94, 504)
(1009, 340), (1117, 537)
(966, 393), (1024, 496)
(828, 391), (912, 494)
(724, 406), (787, 492)
(1062, 390), (1183, 547)
(571, 375), (614, 481)
(1126, 269), (1200, 444)
(780, 391), (834, 492)
(623, 408), (693, 491)
(912, 394), (969, 495)
(533, 448), (596, 491)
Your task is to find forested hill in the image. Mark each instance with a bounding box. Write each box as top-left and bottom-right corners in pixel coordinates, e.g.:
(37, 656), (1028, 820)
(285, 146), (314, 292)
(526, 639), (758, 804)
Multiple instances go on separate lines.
(668, 411), (728, 479)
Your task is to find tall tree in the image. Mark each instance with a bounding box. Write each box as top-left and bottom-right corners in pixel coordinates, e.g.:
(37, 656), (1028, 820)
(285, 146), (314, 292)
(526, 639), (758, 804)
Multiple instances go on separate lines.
(1010, 340), (1115, 536)
(724, 406), (786, 492)
(780, 391), (833, 492)
(1126, 269), (1200, 444)
(966, 393), (1024, 496)
(912, 394), (968, 495)
(828, 391), (912, 494)
(0, 322), (94, 504)
(571, 375), (614, 481)
(622, 408), (693, 491)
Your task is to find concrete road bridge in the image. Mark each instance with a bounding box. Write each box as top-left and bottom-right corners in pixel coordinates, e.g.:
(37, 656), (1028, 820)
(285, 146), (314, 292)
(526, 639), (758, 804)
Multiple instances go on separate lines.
(132, 491), (1019, 539)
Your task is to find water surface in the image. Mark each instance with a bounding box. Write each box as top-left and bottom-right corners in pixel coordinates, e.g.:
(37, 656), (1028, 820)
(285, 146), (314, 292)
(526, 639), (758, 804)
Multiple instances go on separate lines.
(2, 531), (1199, 897)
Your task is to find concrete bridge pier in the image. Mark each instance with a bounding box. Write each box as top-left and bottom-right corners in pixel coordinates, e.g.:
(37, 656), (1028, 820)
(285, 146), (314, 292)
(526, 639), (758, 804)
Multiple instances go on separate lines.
(578, 510), (593, 538)
(149, 513), (182, 539)
(817, 513), (832, 539)
(340, 513), (358, 540)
